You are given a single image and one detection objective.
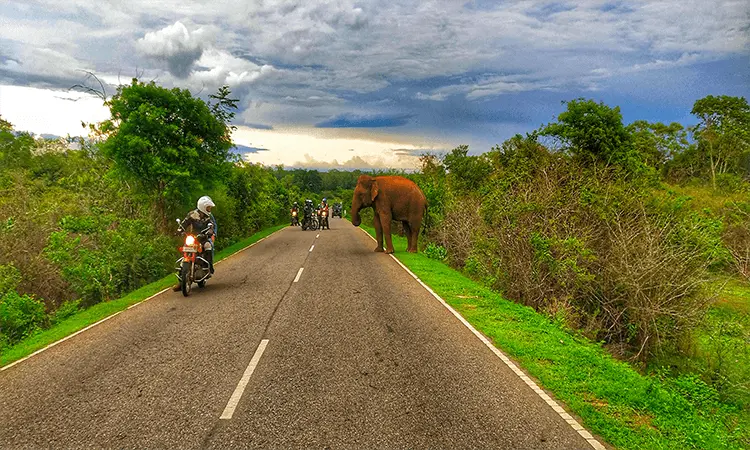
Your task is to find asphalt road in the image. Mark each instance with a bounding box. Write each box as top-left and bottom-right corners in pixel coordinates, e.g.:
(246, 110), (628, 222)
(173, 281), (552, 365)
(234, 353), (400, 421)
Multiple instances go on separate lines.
(0, 219), (598, 449)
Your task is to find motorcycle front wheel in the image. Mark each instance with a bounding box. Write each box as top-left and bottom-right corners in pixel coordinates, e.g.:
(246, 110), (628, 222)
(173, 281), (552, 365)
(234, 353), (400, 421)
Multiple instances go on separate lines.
(180, 262), (192, 297)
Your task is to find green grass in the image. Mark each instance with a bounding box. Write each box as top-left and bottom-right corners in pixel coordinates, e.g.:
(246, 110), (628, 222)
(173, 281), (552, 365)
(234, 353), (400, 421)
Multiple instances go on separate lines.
(0, 224), (286, 368)
(362, 226), (748, 449)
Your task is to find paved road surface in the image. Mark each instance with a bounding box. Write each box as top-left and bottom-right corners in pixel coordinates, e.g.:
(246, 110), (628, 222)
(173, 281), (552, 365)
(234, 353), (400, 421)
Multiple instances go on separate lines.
(0, 219), (597, 449)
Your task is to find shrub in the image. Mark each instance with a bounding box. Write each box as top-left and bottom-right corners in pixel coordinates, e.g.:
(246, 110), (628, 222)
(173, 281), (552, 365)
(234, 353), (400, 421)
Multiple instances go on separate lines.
(45, 216), (175, 306)
(424, 243), (447, 261)
(50, 299), (81, 325)
(0, 291), (47, 344)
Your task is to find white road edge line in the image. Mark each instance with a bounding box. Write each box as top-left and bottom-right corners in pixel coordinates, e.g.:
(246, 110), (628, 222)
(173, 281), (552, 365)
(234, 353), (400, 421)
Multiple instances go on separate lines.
(0, 228), (286, 372)
(309, 244), (315, 252)
(220, 339), (269, 420)
(294, 267), (304, 283)
(358, 228), (605, 450)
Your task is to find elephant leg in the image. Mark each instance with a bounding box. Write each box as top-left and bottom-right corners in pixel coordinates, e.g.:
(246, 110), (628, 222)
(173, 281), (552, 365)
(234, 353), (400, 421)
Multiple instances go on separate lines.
(381, 213), (395, 254)
(402, 221), (412, 252)
(408, 221), (421, 253)
(373, 214), (385, 252)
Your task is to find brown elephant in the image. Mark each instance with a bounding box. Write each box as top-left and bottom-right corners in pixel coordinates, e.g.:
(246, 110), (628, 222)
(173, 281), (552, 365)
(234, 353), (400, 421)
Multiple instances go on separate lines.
(351, 175), (427, 253)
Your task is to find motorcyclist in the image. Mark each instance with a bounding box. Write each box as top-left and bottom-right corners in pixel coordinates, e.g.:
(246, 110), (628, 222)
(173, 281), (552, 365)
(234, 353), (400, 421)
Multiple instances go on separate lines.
(318, 198), (330, 230)
(290, 201), (299, 226)
(180, 196), (217, 274)
(302, 199), (314, 229)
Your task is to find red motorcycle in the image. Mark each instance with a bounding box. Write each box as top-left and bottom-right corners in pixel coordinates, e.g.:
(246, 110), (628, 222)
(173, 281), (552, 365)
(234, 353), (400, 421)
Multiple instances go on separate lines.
(175, 220), (214, 297)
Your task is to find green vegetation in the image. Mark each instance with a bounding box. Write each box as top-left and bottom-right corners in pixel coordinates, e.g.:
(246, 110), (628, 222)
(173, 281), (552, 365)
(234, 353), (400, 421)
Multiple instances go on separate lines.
(363, 227), (748, 449)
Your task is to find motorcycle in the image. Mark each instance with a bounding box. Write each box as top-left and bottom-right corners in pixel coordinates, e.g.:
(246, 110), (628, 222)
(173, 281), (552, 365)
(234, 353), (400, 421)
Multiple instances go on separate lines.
(291, 210), (300, 226)
(175, 219), (214, 297)
(332, 204), (343, 218)
(301, 210), (319, 231)
(318, 208), (330, 230)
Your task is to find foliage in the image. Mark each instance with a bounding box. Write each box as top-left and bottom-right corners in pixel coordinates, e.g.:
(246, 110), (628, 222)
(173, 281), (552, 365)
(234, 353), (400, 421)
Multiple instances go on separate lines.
(691, 95), (750, 187)
(45, 215), (175, 306)
(540, 98), (643, 173)
(0, 291), (47, 345)
(100, 79), (235, 220)
(423, 243), (447, 260)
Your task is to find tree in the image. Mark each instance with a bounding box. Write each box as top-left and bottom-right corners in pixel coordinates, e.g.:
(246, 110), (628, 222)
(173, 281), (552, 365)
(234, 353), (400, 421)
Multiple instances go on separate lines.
(691, 95), (750, 188)
(442, 145), (491, 194)
(100, 79), (235, 224)
(541, 99), (640, 173)
(629, 120), (689, 170)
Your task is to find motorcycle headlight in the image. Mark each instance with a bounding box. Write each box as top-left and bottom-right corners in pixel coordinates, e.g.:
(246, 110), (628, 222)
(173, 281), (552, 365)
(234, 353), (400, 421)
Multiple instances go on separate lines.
(292, 211), (297, 216)
(185, 235), (196, 246)
(323, 212), (327, 216)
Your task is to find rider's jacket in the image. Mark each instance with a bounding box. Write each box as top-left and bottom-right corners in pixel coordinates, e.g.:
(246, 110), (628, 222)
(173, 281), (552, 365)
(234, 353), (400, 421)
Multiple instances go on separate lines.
(181, 209), (217, 239)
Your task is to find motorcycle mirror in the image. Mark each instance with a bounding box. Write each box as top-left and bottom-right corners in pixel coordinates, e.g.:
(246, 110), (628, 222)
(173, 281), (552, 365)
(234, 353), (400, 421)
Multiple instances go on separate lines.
(208, 223), (214, 228)
(176, 218), (181, 224)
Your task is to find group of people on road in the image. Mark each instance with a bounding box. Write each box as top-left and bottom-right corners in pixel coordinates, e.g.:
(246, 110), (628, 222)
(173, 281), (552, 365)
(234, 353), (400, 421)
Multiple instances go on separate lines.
(290, 198), (339, 230)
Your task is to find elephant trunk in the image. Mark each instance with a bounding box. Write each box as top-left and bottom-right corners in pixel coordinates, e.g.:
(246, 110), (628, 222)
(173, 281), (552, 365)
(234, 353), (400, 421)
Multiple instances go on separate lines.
(351, 204), (361, 227)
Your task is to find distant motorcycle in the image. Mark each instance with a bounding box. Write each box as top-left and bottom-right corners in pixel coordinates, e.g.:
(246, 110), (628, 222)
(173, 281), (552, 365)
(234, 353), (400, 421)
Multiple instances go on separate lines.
(318, 208), (330, 230)
(175, 219), (214, 297)
(301, 210), (319, 231)
(332, 203), (343, 218)
(291, 210), (300, 226)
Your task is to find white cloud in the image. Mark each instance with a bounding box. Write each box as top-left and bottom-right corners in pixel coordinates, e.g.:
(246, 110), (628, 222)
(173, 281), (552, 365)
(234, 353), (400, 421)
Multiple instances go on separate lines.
(136, 21), (213, 78)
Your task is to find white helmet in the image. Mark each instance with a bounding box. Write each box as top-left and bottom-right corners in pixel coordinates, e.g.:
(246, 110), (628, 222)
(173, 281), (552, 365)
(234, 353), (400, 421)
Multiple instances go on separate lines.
(197, 196), (215, 215)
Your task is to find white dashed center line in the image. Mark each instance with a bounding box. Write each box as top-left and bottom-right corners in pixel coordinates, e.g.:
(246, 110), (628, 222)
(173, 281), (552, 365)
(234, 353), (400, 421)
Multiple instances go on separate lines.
(309, 244), (315, 252)
(220, 339), (269, 420)
(293, 267), (304, 283)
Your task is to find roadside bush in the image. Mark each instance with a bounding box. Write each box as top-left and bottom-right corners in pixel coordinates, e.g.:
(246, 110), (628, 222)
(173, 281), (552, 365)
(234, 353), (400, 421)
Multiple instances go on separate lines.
(424, 243), (447, 261)
(723, 201), (750, 281)
(429, 146), (721, 361)
(45, 215), (174, 306)
(0, 291), (48, 345)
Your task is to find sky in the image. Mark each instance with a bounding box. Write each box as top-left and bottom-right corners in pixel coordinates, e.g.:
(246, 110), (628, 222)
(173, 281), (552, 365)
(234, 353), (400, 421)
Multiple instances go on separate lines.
(0, 0), (748, 169)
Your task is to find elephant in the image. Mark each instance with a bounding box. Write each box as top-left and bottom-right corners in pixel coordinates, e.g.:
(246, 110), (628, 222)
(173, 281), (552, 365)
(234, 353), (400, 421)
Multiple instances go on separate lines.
(351, 175), (427, 254)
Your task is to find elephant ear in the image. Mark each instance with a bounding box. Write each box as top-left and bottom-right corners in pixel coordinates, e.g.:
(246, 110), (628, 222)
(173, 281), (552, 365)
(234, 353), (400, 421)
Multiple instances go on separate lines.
(371, 180), (379, 202)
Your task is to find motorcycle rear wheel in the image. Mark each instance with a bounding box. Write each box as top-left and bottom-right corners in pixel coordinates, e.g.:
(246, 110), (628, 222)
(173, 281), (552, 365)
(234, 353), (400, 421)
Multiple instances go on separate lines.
(180, 262), (192, 297)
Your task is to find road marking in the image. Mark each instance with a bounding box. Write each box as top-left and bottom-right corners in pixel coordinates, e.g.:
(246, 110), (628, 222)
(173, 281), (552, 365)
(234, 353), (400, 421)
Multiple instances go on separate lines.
(309, 244), (315, 252)
(0, 228), (287, 372)
(358, 228), (605, 450)
(294, 267), (304, 283)
(316, 233), (320, 238)
(220, 339), (269, 420)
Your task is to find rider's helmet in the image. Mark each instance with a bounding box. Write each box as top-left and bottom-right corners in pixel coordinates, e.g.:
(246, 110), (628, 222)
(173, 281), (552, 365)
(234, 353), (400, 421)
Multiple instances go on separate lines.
(322, 197), (327, 204)
(293, 201), (298, 207)
(197, 196), (215, 215)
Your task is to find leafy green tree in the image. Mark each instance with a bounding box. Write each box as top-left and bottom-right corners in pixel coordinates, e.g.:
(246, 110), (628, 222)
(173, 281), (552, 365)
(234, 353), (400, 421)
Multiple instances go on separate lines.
(629, 120), (689, 170)
(691, 95), (750, 188)
(0, 116), (34, 170)
(100, 80), (235, 223)
(442, 145), (491, 195)
(541, 99), (640, 173)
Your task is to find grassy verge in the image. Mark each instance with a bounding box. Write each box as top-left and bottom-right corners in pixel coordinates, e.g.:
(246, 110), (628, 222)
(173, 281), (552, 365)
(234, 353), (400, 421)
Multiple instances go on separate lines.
(362, 226), (748, 449)
(0, 224), (286, 368)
